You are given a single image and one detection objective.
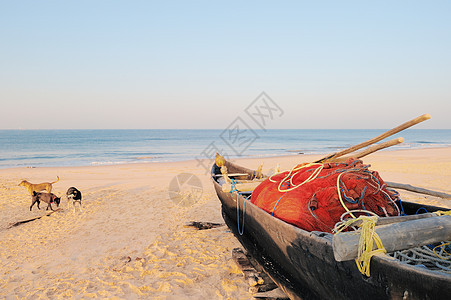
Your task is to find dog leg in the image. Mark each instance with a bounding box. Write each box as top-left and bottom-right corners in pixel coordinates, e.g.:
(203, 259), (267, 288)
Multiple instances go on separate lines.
(30, 200), (37, 211)
(67, 195), (72, 210)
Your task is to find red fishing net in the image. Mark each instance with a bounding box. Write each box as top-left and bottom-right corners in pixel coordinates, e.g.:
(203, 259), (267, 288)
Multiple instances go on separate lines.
(251, 158), (400, 233)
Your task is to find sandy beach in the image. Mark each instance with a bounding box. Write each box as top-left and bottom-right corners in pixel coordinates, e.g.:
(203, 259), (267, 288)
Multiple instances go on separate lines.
(0, 147), (450, 299)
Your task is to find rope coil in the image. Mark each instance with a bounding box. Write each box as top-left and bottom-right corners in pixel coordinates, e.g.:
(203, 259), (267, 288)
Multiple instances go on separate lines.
(390, 242), (451, 273)
(269, 163), (324, 192)
(334, 215), (386, 276)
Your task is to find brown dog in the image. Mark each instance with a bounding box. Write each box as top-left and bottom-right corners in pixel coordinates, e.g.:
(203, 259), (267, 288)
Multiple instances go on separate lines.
(30, 191), (61, 211)
(19, 176), (59, 195)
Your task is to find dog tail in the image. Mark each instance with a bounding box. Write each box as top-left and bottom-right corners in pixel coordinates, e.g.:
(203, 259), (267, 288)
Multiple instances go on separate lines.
(51, 176), (60, 184)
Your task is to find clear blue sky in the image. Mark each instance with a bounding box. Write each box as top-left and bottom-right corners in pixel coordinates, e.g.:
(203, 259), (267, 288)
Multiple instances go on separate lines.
(1, 1), (450, 129)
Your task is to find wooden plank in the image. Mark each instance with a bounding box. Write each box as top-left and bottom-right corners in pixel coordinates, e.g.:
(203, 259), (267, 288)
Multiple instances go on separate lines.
(249, 282), (279, 294)
(232, 247), (286, 298)
(343, 212), (439, 228)
(246, 255), (279, 294)
(214, 173), (249, 177)
(386, 181), (451, 199)
(222, 181), (262, 193)
(373, 212), (437, 226)
(232, 248), (265, 286)
(253, 288), (289, 299)
(333, 215), (451, 261)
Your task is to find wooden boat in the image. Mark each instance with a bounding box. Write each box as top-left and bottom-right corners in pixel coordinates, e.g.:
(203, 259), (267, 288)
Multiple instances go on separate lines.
(211, 160), (451, 300)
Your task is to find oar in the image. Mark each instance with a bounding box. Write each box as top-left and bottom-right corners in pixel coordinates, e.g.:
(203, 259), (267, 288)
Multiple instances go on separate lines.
(316, 114), (431, 163)
(386, 182), (451, 199)
(330, 137), (404, 162)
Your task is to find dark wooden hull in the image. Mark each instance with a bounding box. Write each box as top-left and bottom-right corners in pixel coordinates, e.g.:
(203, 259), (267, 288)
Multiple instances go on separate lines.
(212, 161), (451, 300)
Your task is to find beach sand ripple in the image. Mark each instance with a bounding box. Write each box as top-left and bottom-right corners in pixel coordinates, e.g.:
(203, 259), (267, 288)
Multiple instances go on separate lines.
(0, 148), (449, 298)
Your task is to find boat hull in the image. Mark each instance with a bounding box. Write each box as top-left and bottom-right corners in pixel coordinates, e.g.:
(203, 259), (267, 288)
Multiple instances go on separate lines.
(212, 161), (451, 300)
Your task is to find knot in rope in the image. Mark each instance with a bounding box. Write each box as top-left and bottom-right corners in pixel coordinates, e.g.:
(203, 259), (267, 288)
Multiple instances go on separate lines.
(334, 215), (386, 277)
(229, 179), (238, 193)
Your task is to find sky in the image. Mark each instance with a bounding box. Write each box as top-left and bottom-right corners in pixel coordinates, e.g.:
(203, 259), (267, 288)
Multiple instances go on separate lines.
(0, 1), (450, 129)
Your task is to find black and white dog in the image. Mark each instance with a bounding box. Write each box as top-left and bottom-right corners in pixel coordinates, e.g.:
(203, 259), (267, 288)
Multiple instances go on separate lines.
(66, 187), (82, 213)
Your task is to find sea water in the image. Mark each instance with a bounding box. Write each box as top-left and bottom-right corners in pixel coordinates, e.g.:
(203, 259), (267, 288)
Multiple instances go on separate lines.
(0, 129), (450, 169)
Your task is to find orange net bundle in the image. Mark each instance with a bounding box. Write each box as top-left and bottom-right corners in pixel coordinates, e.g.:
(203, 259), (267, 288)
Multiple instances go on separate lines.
(250, 158), (400, 233)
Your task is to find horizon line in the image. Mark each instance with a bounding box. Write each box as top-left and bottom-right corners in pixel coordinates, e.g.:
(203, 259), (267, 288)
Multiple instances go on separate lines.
(0, 128), (449, 131)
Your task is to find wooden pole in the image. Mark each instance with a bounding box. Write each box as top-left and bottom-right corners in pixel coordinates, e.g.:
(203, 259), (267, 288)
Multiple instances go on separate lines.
(222, 181), (263, 193)
(316, 114), (431, 163)
(386, 181), (451, 199)
(351, 212), (438, 227)
(330, 137), (404, 162)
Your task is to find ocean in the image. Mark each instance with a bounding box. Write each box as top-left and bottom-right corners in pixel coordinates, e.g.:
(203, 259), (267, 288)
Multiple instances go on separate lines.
(0, 129), (450, 169)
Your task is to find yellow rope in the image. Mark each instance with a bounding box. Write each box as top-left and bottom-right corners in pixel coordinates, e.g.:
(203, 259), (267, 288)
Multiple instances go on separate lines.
(432, 242), (451, 260)
(434, 210), (451, 216)
(268, 163), (324, 193)
(335, 216), (386, 277)
(431, 211), (451, 260)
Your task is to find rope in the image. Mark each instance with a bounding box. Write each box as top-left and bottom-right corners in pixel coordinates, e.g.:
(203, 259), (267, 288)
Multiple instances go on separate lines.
(389, 242), (451, 273)
(236, 194), (250, 236)
(333, 210), (378, 233)
(380, 189), (401, 216)
(268, 163), (324, 193)
(272, 192), (287, 216)
(334, 215), (386, 277)
(229, 179), (248, 236)
(416, 207), (429, 214)
(433, 242), (451, 260)
(387, 209), (451, 273)
(271, 181), (290, 216)
(434, 210), (451, 216)
(336, 171), (357, 218)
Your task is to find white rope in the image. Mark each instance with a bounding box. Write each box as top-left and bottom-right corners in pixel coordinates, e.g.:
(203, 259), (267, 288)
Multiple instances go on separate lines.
(389, 242), (451, 273)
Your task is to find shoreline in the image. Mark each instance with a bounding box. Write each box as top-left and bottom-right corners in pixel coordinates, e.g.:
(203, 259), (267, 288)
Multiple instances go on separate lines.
(1, 145), (450, 172)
